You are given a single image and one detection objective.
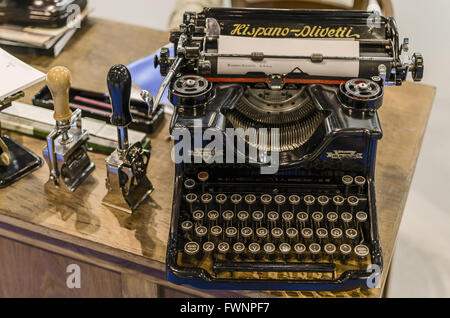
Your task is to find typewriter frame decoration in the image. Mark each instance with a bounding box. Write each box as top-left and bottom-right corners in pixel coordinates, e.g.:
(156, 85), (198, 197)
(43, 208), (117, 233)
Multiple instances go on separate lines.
(152, 8), (424, 291)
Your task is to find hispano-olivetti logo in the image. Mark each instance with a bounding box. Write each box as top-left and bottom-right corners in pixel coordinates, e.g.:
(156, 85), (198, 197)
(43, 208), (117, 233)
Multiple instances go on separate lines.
(230, 24), (361, 38)
(326, 150), (363, 160)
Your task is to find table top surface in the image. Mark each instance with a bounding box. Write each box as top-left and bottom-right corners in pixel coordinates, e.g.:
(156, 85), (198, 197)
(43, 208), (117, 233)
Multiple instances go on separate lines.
(0, 17), (436, 298)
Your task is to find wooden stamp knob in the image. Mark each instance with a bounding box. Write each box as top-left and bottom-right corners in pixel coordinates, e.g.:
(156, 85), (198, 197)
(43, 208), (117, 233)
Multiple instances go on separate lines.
(47, 66), (72, 122)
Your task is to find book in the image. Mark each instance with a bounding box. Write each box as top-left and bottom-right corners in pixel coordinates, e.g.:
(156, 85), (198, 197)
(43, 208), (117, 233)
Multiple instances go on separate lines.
(0, 102), (150, 155)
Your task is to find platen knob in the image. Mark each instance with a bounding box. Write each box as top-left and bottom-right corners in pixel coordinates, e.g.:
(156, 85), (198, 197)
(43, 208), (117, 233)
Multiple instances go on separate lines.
(107, 64), (132, 127)
(412, 52), (424, 82)
(47, 66), (72, 122)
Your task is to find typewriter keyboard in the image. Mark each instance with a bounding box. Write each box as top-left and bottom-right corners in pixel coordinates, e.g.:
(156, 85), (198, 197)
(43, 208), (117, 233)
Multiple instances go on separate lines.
(176, 171), (373, 281)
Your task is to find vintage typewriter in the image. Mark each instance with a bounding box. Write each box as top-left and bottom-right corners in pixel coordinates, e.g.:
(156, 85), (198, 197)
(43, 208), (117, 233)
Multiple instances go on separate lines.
(152, 8), (424, 290)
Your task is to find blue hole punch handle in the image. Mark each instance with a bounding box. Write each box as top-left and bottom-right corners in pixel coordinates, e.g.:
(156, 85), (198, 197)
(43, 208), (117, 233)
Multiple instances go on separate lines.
(107, 64), (132, 127)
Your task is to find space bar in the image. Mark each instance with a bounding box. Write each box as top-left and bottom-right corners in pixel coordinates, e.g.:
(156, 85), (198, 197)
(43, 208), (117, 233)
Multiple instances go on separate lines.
(213, 262), (336, 273)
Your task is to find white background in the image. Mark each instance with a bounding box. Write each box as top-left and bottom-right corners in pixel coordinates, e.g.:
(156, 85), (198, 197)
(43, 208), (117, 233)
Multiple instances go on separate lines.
(89, 0), (450, 297)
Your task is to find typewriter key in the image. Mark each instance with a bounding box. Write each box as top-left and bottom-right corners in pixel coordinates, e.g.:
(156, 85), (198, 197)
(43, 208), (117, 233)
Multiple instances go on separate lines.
(256, 227), (269, 243)
(271, 227), (284, 244)
(342, 175), (353, 196)
(324, 243), (337, 261)
(296, 212), (309, 228)
(331, 228), (343, 245)
(267, 211), (279, 229)
(222, 210), (234, 227)
(327, 212), (339, 228)
(216, 194), (227, 212)
(225, 227), (238, 242)
(193, 210), (205, 225)
(341, 212), (353, 229)
(333, 195), (345, 214)
(356, 211), (368, 223)
(316, 228), (328, 244)
(252, 211), (264, 229)
(318, 196), (330, 212)
(245, 194), (257, 212)
(286, 228), (299, 244)
(289, 195), (301, 210)
(294, 243), (307, 261)
(202, 241), (215, 258)
(282, 211), (294, 229)
(248, 242), (261, 260)
(274, 195), (286, 213)
(237, 210), (249, 228)
(184, 179), (196, 190)
(339, 244), (352, 264)
(263, 243), (276, 260)
(345, 228), (358, 246)
(304, 195), (315, 213)
(241, 227), (253, 243)
(309, 243), (321, 261)
(186, 193), (197, 213)
(311, 211), (324, 229)
(233, 242), (246, 259)
(301, 228), (314, 245)
(207, 210), (219, 227)
(195, 226), (208, 243)
(217, 242), (230, 260)
(184, 242), (200, 263)
(181, 220), (194, 240)
(347, 196), (359, 213)
(210, 225), (223, 243)
(279, 243), (292, 261)
(231, 194), (242, 212)
(354, 176), (366, 195)
(354, 244), (370, 262)
(201, 193), (213, 210)
(260, 194), (272, 213)
(197, 171), (209, 192)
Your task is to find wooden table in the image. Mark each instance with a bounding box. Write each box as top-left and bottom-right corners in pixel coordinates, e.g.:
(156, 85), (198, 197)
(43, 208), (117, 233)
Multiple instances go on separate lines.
(0, 18), (436, 298)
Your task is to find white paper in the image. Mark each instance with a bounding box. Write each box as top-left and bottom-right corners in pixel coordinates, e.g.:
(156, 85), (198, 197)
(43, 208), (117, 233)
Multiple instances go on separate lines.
(217, 36), (360, 77)
(0, 48), (45, 101)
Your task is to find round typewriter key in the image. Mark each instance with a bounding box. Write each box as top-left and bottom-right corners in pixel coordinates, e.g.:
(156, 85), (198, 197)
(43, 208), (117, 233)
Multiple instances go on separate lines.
(331, 228), (343, 244)
(197, 171), (209, 182)
(244, 194), (257, 211)
(316, 228), (328, 244)
(217, 242), (230, 259)
(279, 243), (292, 260)
(210, 226), (223, 243)
(345, 228), (358, 245)
(184, 242), (200, 263)
(181, 221), (193, 240)
(341, 212), (353, 228)
(184, 179), (196, 190)
(201, 193), (213, 205)
(202, 241), (215, 256)
(222, 210), (234, 227)
(318, 195), (330, 212)
(263, 243), (276, 260)
(248, 242), (261, 259)
(231, 194), (242, 205)
(271, 227), (284, 243)
(225, 226), (237, 241)
(301, 228), (314, 244)
(215, 194), (227, 212)
(260, 194), (272, 205)
(311, 211), (324, 228)
(233, 242), (245, 258)
(339, 244), (352, 263)
(327, 212), (339, 228)
(241, 227), (253, 243)
(354, 244), (370, 261)
(324, 243), (337, 261)
(274, 195), (286, 212)
(342, 175), (353, 196)
(354, 176), (366, 195)
(294, 243), (307, 261)
(195, 226), (208, 243)
(333, 195), (345, 213)
(237, 210), (249, 228)
(282, 211), (294, 228)
(267, 211), (279, 229)
(296, 212), (309, 228)
(289, 195), (301, 209)
(256, 227), (269, 243)
(356, 211), (368, 223)
(207, 210), (219, 227)
(309, 243), (321, 261)
(193, 210), (205, 225)
(304, 195), (315, 213)
(286, 228), (299, 243)
(348, 196), (359, 213)
(185, 193), (197, 213)
(252, 211), (264, 229)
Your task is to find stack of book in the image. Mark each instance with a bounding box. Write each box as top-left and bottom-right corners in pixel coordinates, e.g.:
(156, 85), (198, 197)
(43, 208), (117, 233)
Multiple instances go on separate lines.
(0, 7), (91, 57)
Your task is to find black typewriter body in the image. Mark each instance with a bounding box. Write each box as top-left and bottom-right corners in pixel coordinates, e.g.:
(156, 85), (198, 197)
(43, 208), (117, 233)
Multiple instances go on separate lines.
(155, 8), (423, 291)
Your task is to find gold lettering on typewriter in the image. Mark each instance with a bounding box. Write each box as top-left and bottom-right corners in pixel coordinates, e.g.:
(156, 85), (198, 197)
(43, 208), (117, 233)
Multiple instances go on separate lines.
(230, 24), (361, 39)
